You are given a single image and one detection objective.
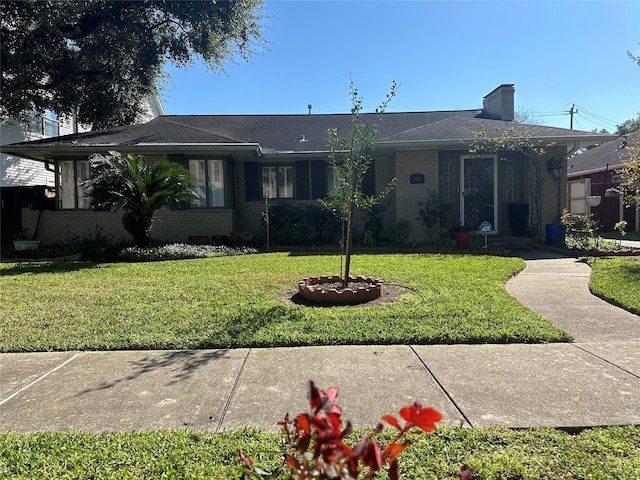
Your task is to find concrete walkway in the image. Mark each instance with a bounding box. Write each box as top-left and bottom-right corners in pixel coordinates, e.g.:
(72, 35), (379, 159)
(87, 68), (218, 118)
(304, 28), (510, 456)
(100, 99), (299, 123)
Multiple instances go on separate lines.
(1, 251), (639, 433)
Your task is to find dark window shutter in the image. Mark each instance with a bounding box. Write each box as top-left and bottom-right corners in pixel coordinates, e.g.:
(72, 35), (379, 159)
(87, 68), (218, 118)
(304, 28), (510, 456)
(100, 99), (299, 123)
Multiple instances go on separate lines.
(295, 160), (310, 200)
(310, 161), (327, 199)
(244, 161), (261, 201)
(167, 154), (188, 167)
(167, 154), (191, 209)
(362, 162), (375, 196)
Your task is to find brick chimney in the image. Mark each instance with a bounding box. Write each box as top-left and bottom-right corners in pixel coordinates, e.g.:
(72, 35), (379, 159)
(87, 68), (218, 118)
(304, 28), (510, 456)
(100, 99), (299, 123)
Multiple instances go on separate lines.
(482, 84), (515, 121)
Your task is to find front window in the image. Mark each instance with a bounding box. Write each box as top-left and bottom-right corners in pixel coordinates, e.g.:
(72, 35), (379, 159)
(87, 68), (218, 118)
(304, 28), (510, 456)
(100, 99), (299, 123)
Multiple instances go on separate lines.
(190, 159), (225, 207)
(501, 158), (523, 203)
(58, 160), (90, 209)
(327, 165), (339, 194)
(262, 165), (293, 198)
(438, 156), (457, 206)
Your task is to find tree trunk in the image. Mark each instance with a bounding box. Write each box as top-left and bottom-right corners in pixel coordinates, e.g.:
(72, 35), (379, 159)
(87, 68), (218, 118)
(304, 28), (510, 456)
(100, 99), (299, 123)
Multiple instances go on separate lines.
(343, 197), (355, 288)
(123, 211), (153, 247)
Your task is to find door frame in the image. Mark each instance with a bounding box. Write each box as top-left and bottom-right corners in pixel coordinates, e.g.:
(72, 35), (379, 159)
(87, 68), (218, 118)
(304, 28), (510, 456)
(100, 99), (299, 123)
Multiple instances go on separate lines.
(460, 154), (499, 233)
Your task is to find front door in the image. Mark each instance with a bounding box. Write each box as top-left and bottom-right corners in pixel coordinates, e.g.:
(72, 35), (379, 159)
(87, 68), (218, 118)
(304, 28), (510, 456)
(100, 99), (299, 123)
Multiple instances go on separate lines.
(460, 156), (498, 232)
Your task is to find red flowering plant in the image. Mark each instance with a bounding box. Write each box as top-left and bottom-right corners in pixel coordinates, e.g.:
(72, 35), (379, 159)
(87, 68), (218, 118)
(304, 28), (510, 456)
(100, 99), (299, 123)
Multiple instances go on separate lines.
(239, 380), (453, 480)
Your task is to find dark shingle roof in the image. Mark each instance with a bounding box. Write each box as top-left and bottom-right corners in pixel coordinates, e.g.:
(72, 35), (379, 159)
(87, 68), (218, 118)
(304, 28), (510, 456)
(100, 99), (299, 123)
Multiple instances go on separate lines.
(568, 130), (638, 176)
(379, 116), (601, 144)
(4, 109), (614, 159)
(5, 110), (483, 152)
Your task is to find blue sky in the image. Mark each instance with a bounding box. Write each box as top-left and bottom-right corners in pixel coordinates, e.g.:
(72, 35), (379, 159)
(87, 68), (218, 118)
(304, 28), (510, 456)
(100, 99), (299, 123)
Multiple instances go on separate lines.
(162, 0), (640, 133)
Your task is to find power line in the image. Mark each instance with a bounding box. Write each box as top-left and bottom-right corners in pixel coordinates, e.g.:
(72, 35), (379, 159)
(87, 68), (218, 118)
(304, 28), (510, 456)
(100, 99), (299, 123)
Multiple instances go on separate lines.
(573, 106), (621, 130)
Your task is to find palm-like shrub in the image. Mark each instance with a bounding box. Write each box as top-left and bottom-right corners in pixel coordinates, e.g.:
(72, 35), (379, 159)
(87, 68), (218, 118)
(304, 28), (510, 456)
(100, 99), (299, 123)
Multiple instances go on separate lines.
(83, 151), (196, 247)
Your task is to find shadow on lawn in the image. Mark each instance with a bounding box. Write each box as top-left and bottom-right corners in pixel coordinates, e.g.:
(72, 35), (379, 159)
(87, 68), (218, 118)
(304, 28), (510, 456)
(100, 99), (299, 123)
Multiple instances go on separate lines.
(0, 261), (99, 276)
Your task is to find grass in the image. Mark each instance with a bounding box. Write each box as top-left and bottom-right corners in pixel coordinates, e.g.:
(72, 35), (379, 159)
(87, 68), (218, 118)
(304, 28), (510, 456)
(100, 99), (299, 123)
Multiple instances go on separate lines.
(1, 252), (636, 478)
(588, 256), (640, 314)
(0, 426), (638, 479)
(0, 253), (571, 352)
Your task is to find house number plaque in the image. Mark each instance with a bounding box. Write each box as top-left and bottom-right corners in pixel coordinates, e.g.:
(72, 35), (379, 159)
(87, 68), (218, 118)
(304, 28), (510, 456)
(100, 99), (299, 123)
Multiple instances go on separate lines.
(410, 173), (424, 184)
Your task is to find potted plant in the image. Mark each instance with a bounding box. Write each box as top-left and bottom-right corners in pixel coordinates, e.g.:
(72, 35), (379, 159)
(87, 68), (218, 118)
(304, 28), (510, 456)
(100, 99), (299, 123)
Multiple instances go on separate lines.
(450, 224), (472, 249)
(12, 228), (41, 251)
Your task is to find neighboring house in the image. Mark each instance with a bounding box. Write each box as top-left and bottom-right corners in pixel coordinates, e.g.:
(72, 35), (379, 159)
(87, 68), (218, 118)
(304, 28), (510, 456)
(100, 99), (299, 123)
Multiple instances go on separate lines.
(0, 111), (83, 242)
(567, 130), (639, 232)
(2, 84), (613, 246)
(0, 96), (165, 243)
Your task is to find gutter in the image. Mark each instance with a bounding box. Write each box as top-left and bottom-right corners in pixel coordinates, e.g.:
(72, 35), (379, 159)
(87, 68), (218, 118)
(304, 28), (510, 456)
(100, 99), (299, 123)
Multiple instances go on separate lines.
(379, 134), (617, 151)
(0, 142), (263, 161)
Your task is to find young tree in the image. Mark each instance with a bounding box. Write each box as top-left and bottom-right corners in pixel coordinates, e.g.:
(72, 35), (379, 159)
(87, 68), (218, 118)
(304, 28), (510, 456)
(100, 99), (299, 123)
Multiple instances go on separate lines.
(83, 152), (196, 247)
(1, 0), (266, 129)
(321, 81), (397, 287)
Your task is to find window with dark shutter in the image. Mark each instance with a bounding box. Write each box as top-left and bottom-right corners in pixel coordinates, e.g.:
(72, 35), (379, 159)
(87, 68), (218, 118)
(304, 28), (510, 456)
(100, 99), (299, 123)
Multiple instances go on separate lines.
(310, 161), (328, 199)
(244, 161), (261, 201)
(295, 160), (310, 200)
(362, 163), (375, 196)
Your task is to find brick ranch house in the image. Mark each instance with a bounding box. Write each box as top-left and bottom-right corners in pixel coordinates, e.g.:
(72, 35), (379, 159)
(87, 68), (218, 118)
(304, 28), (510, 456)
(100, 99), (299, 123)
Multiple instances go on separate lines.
(2, 84), (613, 246)
(568, 130), (639, 232)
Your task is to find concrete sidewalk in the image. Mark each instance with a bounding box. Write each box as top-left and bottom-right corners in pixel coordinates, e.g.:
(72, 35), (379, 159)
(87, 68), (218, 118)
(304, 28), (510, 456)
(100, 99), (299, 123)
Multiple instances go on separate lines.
(1, 251), (639, 433)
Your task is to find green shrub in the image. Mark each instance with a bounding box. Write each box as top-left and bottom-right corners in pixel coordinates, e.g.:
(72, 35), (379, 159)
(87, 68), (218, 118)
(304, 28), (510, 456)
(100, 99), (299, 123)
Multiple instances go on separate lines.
(561, 210), (597, 250)
(265, 202), (340, 246)
(360, 201), (389, 246)
(417, 190), (443, 240)
(390, 220), (415, 246)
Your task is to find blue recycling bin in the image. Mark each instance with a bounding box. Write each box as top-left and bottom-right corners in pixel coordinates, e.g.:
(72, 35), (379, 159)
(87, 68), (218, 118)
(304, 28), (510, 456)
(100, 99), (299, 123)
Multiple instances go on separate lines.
(545, 224), (566, 246)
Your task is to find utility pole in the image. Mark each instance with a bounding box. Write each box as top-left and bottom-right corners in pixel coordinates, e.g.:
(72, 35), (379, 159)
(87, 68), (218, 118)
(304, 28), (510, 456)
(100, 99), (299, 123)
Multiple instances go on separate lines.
(566, 104), (578, 129)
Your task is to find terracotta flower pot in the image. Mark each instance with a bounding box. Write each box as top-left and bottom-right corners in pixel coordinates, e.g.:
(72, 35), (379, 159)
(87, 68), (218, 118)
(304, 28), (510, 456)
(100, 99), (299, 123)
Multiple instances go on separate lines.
(451, 227), (471, 250)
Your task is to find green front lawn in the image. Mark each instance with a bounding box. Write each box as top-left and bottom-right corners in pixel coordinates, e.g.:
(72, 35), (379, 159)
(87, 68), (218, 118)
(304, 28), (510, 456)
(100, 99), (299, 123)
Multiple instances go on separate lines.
(0, 253), (570, 352)
(588, 256), (640, 314)
(1, 426), (638, 479)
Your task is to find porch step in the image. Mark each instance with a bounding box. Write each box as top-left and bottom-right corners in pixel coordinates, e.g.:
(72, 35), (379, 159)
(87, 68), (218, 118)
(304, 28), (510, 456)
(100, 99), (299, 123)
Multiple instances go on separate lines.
(482, 236), (533, 250)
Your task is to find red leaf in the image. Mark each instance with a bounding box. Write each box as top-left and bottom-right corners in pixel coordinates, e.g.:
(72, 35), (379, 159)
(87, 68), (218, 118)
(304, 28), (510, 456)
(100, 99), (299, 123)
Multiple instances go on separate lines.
(351, 434), (372, 458)
(399, 402), (442, 432)
(238, 450), (253, 469)
(384, 440), (411, 459)
(327, 386), (339, 403)
(381, 414), (401, 430)
(458, 464), (477, 480)
(285, 455), (300, 471)
(295, 413), (310, 435)
(308, 380), (321, 411)
(362, 440), (383, 472)
(388, 456), (400, 480)
(339, 420), (353, 440)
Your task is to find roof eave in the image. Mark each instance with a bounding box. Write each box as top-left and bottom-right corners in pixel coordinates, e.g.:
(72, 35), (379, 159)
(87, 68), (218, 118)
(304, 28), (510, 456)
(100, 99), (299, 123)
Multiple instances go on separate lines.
(379, 133), (617, 151)
(1, 143), (262, 161)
